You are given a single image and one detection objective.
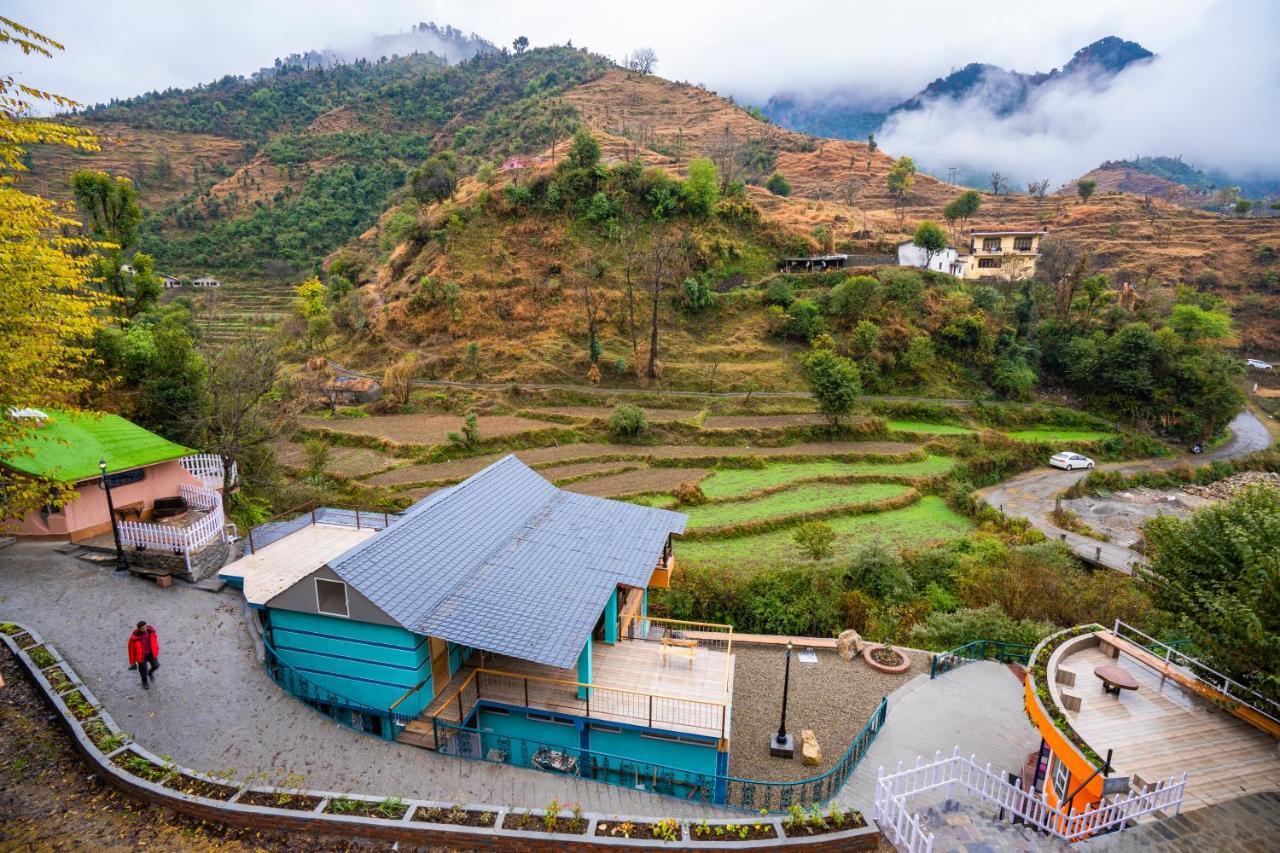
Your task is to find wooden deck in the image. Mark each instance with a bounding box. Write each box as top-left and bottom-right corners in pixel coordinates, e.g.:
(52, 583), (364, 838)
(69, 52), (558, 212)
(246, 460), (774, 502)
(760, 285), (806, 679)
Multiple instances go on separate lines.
(421, 638), (734, 742)
(1058, 645), (1280, 811)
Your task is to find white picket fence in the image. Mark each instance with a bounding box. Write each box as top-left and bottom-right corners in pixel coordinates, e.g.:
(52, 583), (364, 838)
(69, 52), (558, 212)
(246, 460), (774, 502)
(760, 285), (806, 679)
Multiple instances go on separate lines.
(117, 486), (227, 574)
(179, 454), (237, 489)
(874, 747), (1186, 851)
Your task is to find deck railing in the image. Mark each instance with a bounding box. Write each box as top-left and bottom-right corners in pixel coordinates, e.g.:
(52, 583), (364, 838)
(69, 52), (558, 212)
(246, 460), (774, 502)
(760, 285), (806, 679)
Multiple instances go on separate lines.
(116, 485), (227, 573)
(244, 500), (395, 554)
(179, 453), (237, 488)
(929, 639), (1033, 678)
(874, 746), (1186, 850)
(1111, 619), (1280, 727)
(618, 615), (734, 697)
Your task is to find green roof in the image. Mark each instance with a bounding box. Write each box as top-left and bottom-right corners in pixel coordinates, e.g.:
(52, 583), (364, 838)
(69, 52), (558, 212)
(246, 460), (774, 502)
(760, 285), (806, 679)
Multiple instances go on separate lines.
(2, 411), (194, 482)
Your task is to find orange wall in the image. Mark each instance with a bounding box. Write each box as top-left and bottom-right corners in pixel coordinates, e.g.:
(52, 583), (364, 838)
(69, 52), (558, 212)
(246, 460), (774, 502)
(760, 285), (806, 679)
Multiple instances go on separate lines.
(1024, 674), (1104, 814)
(6, 460), (203, 541)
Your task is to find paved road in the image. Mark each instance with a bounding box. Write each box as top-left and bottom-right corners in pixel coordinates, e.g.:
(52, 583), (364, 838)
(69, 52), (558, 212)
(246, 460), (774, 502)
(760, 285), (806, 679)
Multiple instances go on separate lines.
(979, 411), (1271, 573)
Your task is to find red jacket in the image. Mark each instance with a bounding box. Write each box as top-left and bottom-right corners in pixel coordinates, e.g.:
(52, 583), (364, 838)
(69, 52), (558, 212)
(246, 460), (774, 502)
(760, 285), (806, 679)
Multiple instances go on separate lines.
(127, 627), (159, 665)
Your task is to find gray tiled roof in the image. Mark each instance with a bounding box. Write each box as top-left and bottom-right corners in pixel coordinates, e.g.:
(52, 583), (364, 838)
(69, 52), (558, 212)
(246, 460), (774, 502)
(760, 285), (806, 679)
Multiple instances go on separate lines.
(325, 455), (687, 669)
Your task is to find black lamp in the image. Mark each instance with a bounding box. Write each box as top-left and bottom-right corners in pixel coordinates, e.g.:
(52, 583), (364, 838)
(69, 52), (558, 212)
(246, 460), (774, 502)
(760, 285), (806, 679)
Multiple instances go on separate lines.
(769, 639), (795, 758)
(97, 459), (129, 572)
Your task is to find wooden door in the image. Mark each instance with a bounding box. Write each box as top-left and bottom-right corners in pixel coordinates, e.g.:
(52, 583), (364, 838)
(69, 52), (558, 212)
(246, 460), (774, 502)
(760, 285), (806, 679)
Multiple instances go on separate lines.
(429, 637), (451, 693)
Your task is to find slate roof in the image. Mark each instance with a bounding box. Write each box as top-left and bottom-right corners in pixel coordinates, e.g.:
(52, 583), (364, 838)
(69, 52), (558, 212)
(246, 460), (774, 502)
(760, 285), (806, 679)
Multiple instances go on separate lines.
(324, 455), (687, 670)
(1, 410), (194, 482)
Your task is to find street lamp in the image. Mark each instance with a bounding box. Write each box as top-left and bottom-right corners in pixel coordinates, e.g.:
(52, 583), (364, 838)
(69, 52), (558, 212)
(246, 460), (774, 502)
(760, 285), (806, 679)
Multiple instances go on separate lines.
(97, 459), (129, 573)
(769, 639), (795, 758)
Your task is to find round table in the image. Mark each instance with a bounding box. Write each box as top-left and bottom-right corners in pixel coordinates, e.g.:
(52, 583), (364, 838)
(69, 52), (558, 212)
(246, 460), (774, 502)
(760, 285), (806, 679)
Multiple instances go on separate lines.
(1094, 665), (1139, 695)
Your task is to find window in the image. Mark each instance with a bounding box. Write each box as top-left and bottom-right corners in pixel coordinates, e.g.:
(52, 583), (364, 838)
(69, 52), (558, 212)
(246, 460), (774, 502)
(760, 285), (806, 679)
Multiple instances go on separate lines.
(588, 723), (622, 733)
(527, 712), (575, 726)
(982, 238), (1002, 252)
(1051, 754), (1071, 802)
(1014, 236), (1034, 251)
(315, 578), (349, 617)
(104, 468), (144, 488)
(978, 257), (1002, 269)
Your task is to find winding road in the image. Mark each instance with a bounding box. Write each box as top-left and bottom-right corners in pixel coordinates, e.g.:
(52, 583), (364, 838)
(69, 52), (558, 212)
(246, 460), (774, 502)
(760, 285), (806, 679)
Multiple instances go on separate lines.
(979, 410), (1272, 573)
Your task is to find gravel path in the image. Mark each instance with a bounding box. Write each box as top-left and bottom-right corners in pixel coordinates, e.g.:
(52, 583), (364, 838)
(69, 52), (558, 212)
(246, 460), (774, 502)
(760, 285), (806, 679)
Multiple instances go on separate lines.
(727, 645), (927, 783)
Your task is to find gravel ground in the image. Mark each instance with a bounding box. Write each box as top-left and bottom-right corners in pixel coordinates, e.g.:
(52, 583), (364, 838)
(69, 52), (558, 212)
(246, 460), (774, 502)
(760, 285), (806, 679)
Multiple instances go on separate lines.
(727, 644), (927, 783)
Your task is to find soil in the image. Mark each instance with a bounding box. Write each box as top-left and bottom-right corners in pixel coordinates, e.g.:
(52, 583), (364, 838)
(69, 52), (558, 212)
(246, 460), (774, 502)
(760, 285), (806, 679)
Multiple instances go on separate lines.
(869, 646), (906, 667)
(690, 821), (779, 841)
(781, 811), (869, 838)
(538, 461), (638, 483)
(524, 406), (699, 422)
(702, 414), (831, 430)
(412, 805), (498, 827)
(0, 645), (422, 850)
(163, 773), (238, 800)
(564, 467), (711, 497)
(323, 798), (409, 819)
(727, 645), (926, 783)
(594, 818), (680, 840)
(235, 790), (324, 811)
(273, 441), (399, 478)
(502, 811), (589, 834)
(301, 413), (556, 446)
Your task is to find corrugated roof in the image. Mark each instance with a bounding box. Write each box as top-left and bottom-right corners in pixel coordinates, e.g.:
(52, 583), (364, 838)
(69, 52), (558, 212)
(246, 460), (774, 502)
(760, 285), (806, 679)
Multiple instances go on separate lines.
(325, 455), (687, 669)
(1, 410), (194, 482)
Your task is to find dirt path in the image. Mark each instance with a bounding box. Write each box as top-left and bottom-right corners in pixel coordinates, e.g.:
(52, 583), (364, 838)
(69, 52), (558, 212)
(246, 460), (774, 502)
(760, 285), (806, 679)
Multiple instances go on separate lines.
(979, 411), (1271, 572)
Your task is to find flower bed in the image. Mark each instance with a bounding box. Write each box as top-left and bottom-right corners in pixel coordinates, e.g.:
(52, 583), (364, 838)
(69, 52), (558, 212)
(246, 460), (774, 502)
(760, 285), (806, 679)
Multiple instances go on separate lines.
(112, 749), (173, 784)
(61, 688), (99, 722)
(82, 719), (126, 753)
(782, 805), (867, 838)
(163, 773), (238, 801)
(595, 818), (682, 842)
(28, 644), (57, 669)
(1027, 624), (1105, 768)
(412, 804), (497, 827)
(502, 805), (589, 835)
(325, 796), (409, 820)
(863, 644), (911, 674)
(690, 819), (777, 841)
(237, 789), (323, 811)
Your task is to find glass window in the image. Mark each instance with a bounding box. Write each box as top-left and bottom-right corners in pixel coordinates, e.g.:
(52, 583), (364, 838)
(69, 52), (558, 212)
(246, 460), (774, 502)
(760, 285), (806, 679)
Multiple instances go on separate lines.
(1051, 754), (1071, 801)
(315, 578), (349, 617)
(1014, 237), (1034, 251)
(983, 238), (1002, 251)
(978, 257), (1002, 269)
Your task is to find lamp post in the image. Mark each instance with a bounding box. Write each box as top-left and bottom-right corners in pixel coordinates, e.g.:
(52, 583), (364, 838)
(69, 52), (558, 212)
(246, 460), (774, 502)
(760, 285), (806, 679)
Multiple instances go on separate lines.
(769, 639), (795, 758)
(97, 459), (129, 573)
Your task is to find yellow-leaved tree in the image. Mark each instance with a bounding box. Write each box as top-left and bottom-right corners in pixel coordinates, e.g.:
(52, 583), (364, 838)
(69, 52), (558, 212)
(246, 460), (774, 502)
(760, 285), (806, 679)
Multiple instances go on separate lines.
(0, 16), (115, 519)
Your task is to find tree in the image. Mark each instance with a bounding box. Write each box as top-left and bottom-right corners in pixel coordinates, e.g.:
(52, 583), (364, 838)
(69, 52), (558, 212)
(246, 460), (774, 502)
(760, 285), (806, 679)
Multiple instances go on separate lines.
(410, 151), (457, 206)
(70, 169), (159, 317)
(578, 262), (604, 365)
(866, 133), (877, 152)
(1142, 485), (1280, 703)
(645, 227), (683, 379)
(1168, 303), (1230, 342)
(1076, 179), (1097, 203)
(706, 127), (744, 190)
(989, 172), (1008, 195)
(682, 157), (720, 217)
(793, 521), (836, 561)
(512, 36), (529, 54)
(1234, 198), (1254, 217)
(886, 156), (916, 230)
(912, 220), (948, 270)
(383, 354), (418, 407)
(802, 347), (861, 426)
(612, 216), (644, 352)
(608, 404), (648, 437)
(627, 47), (657, 75)
(566, 128), (601, 170)
(1027, 179), (1050, 199)
(941, 190), (981, 240)
(765, 172), (791, 196)
(0, 17), (114, 520)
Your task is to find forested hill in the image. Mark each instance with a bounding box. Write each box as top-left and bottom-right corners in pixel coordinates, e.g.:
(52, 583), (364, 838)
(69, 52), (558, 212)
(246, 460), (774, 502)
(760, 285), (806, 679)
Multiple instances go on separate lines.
(30, 45), (611, 275)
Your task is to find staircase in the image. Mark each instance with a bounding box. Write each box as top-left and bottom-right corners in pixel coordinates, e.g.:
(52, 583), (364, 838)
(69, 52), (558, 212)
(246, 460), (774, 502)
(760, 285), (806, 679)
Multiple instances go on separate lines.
(396, 717), (438, 750)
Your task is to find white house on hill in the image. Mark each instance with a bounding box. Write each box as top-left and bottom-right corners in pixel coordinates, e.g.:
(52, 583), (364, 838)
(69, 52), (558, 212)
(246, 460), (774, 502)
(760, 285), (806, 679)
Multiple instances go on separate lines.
(191, 275), (221, 287)
(897, 241), (965, 277)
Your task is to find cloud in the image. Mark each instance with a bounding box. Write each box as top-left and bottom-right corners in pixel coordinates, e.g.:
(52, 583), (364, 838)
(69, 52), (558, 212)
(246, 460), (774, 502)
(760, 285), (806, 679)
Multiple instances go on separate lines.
(877, 1), (1280, 185)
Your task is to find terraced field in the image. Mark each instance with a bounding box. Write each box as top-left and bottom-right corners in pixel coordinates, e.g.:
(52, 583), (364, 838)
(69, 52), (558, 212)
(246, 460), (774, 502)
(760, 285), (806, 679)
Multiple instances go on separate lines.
(697, 455), (954, 499)
(887, 420), (976, 435)
(175, 280), (297, 345)
(1004, 428), (1117, 443)
(681, 482), (914, 530)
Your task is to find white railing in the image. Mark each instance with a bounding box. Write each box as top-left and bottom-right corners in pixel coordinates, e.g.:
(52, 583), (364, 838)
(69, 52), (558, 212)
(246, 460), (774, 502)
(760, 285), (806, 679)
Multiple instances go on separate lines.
(117, 487), (227, 574)
(1112, 619), (1280, 727)
(875, 747), (1186, 848)
(180, 453), (237, 489)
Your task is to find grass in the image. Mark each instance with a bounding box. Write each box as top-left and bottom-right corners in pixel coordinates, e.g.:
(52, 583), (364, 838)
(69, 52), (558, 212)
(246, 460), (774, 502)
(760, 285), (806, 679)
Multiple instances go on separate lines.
(682, 483), (913, 530)
(1004, 428), (1116, 444)
(886, 420), (975, 435)
(675, 496), (974, 573)
(698, 455), (954, 499)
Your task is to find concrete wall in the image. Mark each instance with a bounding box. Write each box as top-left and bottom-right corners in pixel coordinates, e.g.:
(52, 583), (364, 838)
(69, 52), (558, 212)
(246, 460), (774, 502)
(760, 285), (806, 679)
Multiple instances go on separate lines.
(267, 565), (399, 627)
(7, 459), (203, 541)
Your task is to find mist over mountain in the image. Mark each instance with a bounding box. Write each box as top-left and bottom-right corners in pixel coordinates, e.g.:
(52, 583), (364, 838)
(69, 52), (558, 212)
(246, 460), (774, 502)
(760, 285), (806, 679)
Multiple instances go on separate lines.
(252, 22), (495, 78)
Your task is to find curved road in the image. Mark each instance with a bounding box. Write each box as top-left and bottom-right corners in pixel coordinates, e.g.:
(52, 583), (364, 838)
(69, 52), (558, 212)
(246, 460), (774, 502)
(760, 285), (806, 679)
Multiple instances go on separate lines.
(979, 411), (1271, 573)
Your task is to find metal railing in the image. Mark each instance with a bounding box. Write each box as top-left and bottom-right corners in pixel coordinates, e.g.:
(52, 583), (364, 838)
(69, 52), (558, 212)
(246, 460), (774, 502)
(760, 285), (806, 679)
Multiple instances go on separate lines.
(929, 639), (1033, 678)
(434, 694), (889, 812)
(1112, 620), (1280, 727)
(428, 666), (729, 740)
(179, 453), (237, 488)
(875, 746), (1186, 850)
(244, 500), (396, 554)
(619, 615), (734, 697)
(262, 635), (395, 734)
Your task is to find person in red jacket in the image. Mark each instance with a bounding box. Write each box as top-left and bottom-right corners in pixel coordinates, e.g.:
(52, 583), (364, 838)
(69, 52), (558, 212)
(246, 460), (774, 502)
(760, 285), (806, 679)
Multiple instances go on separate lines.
(127, 621), (160, 690)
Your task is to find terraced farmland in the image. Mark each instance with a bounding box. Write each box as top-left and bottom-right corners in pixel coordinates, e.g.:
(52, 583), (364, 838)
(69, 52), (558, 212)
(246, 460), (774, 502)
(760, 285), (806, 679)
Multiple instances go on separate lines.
(176, 279), (297, 345)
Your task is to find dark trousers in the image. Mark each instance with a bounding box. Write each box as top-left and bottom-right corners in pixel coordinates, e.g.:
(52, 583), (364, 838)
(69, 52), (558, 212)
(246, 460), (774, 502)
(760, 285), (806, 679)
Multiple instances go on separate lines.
(138, 653), (158, 687)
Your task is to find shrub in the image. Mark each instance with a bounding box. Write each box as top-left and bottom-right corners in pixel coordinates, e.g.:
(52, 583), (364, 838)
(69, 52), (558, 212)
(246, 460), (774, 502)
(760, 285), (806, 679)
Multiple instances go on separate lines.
(302, 439), (330, 479)
(763, 278), (795, 308)
(607, 404), (647, 437)
(447, 413), (480, 450)
(680, 276), (715, 313)
(906, 604), (1054, 650)
(840, 540), (914, 602)
(683, 157), (720, 218)
(792, 521), (836, 560)
(673, 481), (708, 506)
(802, 347), (861, 426)
(765, 172), (791, 196)
(827, 275), (881, 321)
(782, 298), (825, 341)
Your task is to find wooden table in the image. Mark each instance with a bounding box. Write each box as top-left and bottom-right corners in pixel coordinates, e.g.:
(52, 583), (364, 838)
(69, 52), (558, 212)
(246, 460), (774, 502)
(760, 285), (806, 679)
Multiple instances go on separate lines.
(1094, 664), (1139, 696)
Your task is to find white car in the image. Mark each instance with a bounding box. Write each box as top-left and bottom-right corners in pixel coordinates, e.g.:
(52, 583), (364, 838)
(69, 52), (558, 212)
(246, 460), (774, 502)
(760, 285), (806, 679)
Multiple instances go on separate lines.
(1246, 358), (1273, 370)
(1050, 451), (1095, 471)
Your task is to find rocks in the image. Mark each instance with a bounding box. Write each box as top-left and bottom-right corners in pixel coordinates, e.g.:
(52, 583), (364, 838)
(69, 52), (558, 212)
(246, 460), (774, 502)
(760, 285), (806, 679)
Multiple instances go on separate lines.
(837, 629), (863, 662)
(1183, 471), (1280, 500)
(801, 729), (821, 766)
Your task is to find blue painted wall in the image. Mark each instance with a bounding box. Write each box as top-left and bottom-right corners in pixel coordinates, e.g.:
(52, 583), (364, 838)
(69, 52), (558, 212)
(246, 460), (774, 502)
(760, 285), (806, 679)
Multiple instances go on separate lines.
(267, 608), (434, 721)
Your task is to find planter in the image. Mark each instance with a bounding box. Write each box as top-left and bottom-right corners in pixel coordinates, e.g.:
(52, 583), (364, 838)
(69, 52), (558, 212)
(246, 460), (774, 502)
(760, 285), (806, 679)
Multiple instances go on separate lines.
(595, 818), (683, 842)
(504, 809), (590, 835)
(163, 773), (238, 801)
(236, 789), (324, 811)
(412, 804), (498, 827)
(863, 644), (911, 674)
(690, 820), (777, 842)
(782, 811), (868, 838)
(325, 796), (409, 820)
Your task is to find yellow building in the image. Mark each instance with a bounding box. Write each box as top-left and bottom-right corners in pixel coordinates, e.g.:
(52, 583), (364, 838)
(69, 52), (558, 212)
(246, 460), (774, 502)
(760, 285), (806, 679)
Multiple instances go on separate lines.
(959, 229), (1046, 280)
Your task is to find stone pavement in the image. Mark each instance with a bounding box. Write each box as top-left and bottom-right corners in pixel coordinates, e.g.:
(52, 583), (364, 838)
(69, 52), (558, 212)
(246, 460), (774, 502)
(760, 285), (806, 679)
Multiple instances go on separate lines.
(1083, 791), (1280, 851)
(913, 797), (1067, 852)
(0, 542), (732, 818)
(836, 661), (1038, 815)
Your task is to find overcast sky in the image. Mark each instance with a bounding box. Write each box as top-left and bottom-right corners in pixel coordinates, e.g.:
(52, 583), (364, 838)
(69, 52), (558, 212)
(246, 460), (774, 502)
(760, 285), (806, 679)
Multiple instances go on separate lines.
(8, 0), (1277, 182)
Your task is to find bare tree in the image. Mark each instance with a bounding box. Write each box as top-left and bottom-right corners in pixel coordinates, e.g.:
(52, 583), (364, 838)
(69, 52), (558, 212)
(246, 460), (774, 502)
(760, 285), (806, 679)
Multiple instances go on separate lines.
(613, 216), (645, 352)
(1027, 179), (1050, 200)
(645, 227), (684, 380)
(989, 172), (1009, 196)
(706, 127), (744, 190)
(627, 47), (658, 75)
(578, 259), (605, 366)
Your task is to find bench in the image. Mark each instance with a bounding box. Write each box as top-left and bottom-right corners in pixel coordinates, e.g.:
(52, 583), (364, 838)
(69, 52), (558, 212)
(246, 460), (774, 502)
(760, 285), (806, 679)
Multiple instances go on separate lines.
(112, 501), (144, 523)
(661, 636), (698, 668)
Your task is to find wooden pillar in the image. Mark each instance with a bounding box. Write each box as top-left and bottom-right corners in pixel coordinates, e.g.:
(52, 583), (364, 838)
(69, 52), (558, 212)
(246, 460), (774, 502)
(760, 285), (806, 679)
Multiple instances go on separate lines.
(576, 641), (592, 701)
(604, 589), (619, 644)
